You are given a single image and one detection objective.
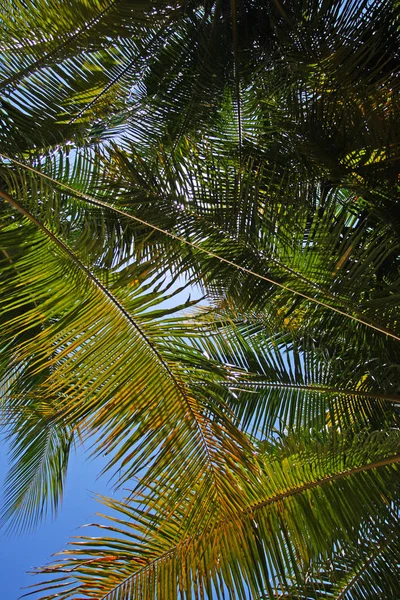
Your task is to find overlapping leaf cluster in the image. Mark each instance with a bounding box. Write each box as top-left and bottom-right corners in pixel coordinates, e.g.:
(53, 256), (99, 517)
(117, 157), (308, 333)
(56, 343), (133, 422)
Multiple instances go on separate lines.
(0, 1), (399, 598)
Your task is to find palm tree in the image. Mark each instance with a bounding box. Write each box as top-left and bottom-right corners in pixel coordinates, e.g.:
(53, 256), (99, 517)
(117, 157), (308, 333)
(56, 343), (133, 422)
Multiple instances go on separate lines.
(0, 0), (399, 597)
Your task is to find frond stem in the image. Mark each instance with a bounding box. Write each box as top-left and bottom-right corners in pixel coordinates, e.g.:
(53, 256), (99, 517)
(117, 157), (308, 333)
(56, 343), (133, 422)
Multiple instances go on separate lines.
(243, 454), (400, 516)
(0, 188), (235, 509)
(225, 381), (400, 405)
(230, 0), (242, 158)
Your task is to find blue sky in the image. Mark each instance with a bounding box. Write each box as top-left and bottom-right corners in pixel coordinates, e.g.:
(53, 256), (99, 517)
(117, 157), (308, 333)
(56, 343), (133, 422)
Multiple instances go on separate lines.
(0, 439), (116, 599)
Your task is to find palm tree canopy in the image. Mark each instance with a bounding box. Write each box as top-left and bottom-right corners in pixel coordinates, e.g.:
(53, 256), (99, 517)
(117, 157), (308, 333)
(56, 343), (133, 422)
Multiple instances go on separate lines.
(0, 0), (399, 598)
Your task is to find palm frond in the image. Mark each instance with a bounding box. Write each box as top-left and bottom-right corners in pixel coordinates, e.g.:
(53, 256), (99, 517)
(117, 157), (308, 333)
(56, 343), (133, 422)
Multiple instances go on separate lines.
(1, 406), (73, 534)
(26, 427), (400, 599)
(0, 194), (257, 531)
(0, 0), (399, 595)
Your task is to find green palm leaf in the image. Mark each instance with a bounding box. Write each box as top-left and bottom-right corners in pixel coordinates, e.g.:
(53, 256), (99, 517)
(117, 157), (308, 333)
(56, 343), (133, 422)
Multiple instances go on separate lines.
(0, 192), (257, 532)
(2, 147), (400, 345)
(26, 428), (400, 599)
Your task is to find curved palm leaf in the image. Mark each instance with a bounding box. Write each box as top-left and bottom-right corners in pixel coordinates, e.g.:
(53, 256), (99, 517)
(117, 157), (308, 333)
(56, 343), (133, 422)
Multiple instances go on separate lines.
(25, 427), (400, 599)
(1, 406), (73, 534)
(0, 193), (257, 532)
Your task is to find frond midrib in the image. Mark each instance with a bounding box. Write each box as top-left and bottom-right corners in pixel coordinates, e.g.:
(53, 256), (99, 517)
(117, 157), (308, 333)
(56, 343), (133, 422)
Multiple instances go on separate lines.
(224, 380), (400, 405)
